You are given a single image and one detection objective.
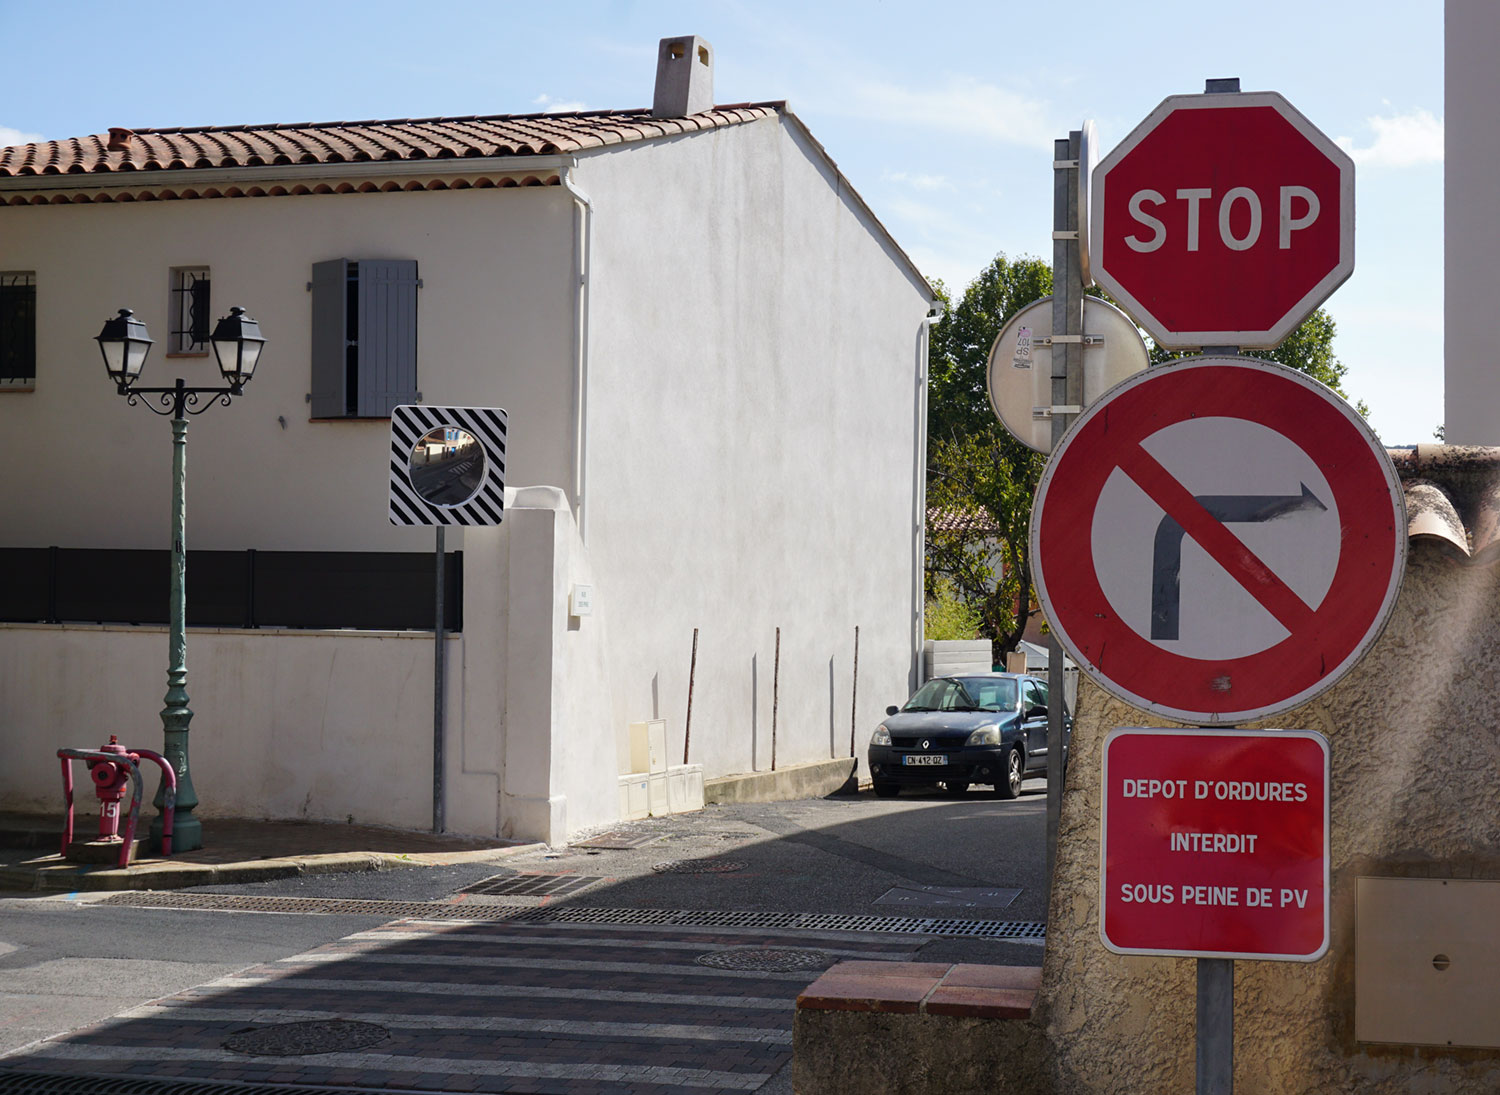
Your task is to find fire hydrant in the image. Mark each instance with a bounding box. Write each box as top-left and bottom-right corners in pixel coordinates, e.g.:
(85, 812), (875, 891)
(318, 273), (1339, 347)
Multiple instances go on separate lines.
(58, 736), (176, 868)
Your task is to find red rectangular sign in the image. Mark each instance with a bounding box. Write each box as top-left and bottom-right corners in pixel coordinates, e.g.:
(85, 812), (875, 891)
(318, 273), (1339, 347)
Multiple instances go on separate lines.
(1101, 728), (1329, 960)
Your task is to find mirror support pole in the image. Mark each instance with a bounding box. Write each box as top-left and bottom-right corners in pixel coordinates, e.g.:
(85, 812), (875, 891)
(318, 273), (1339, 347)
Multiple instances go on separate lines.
(433, 525), (446, 834)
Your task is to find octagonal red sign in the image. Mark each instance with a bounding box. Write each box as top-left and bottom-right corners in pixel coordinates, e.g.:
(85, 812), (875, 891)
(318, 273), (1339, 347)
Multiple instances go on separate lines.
(1091, 91), (1354, 350)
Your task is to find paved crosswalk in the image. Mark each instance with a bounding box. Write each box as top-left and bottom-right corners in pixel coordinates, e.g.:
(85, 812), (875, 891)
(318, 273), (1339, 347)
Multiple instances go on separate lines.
(2, 916), (924, 1093)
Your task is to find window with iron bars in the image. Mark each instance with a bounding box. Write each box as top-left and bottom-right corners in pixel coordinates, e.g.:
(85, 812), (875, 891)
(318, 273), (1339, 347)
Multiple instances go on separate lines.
(0, 271), (35, 386)
(169, 267), (211, 354)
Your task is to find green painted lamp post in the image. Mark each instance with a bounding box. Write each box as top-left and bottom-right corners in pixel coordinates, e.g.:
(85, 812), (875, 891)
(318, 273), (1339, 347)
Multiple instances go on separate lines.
(96, 307), (266, 853)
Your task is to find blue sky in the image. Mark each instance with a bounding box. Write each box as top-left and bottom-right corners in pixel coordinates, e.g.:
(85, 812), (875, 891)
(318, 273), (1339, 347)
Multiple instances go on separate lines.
(1, 0), (1444, 443)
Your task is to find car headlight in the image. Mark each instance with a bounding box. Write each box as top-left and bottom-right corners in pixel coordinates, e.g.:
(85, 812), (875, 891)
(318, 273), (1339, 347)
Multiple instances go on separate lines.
(965, 726), (1000, 746)
(870, 725), (892, 746)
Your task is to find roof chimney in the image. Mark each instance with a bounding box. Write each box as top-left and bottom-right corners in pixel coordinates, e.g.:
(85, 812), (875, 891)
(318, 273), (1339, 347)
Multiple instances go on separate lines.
(106, 128), (135, 152)
(652, 36), (713, 117)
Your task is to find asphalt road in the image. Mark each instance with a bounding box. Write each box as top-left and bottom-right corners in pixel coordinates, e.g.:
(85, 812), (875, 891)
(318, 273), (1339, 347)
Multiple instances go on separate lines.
(0, 781), (1050, 1092)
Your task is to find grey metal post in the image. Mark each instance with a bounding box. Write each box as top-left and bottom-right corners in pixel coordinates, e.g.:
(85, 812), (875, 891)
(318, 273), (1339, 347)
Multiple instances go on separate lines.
(1197, 958), (1234, 1093)
(1046, 132), (1083, 885)
(433, 525), (446, 833)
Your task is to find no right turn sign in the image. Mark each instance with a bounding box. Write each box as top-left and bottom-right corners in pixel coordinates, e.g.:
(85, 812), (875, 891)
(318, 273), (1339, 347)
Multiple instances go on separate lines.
(1031, 356), (1405, 724)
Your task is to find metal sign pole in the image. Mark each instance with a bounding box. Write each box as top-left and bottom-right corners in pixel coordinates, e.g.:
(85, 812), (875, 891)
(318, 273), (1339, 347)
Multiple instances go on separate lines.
(1046, 130), (1083, 885)
(1189, 348), (1240, 1092)
(1197, 957), (1234, 1094)
(433, 525), (446, 834)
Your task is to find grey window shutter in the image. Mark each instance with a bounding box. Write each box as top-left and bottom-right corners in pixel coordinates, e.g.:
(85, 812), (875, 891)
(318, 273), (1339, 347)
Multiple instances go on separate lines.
(357, 259), (419, 417)
(309, 259), (348, 417)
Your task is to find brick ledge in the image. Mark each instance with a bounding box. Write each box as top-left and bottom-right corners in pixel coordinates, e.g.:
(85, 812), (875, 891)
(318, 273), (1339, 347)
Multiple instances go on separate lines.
(796, 960), (1039, 1020)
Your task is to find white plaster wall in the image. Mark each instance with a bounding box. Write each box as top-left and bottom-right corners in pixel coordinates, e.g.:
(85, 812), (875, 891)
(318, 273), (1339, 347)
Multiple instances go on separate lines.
(0, 489), (610, 845)
(0, 188), (574, 552)
(1444, 0), (1499, 443)
(498, 487), (618, 843)
(577, 115), (932, 781)
(0, 623), (454, 829)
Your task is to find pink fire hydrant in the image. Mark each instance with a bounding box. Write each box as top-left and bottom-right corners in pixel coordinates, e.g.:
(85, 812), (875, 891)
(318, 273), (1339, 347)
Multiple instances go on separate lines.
(58, 736), (176, 869)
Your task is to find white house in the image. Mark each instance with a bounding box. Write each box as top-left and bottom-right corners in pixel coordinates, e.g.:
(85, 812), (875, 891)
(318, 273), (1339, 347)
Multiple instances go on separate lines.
(0, 38), (937, 844)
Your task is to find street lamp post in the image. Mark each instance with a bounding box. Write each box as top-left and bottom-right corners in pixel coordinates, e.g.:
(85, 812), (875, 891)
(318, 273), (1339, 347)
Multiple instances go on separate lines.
(96, 306), (266, 853)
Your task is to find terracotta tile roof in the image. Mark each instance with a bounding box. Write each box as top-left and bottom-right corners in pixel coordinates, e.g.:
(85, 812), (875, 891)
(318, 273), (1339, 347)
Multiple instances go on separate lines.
(1391, 446), (1500, 564)
(927, 507), (1004, 536)
(0, 104), (781, 178)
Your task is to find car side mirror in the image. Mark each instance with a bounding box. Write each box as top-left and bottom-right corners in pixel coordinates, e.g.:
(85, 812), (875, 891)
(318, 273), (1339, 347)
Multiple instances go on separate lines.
(1026, 704), (1047, 718)
(885, 705), (900, 717)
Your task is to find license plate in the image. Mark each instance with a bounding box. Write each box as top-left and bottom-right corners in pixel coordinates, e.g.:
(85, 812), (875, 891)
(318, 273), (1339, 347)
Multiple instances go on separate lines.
(903, 754), (946, 766)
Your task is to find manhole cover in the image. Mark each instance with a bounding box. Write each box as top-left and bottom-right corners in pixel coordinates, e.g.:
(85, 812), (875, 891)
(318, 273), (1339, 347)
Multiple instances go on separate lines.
(573, 830), (661, 850)
(224, 1019), (389, 1056)
(652, 859), (747, 874)
(696, 947), (833, 972)
(874, 885), (1022, 909)
(459, 874), (601, 897)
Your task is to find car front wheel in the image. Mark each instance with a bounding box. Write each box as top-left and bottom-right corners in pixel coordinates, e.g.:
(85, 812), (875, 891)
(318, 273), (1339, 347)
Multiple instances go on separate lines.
(873, 781), (900, 799)
(997, 748), (1023, 800)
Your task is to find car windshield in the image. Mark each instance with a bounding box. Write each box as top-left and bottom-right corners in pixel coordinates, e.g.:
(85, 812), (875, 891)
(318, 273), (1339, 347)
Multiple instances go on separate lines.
(901, 677), (1016, 713)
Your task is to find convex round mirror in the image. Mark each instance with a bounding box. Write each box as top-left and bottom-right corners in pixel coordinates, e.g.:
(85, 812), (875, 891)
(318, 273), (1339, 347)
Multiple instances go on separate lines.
(408, 426), (486, 506)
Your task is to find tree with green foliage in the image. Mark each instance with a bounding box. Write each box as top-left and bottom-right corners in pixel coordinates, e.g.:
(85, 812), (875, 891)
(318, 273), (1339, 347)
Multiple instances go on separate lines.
(1148, 306), (1369, 418)
(925, 253), (1052, 655)
(927, 255), (1053, 447)
(925, 251), (1364, 658)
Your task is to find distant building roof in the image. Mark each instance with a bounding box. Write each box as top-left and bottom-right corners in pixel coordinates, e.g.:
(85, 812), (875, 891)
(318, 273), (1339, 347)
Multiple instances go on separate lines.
(0, 104), (781, 178)
(928, 507), (1004, 536)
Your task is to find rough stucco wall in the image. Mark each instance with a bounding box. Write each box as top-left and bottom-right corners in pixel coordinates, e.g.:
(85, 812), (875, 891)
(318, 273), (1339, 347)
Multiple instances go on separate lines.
(578, 115), (931, 783)
(1039, 540), (1500, 1091)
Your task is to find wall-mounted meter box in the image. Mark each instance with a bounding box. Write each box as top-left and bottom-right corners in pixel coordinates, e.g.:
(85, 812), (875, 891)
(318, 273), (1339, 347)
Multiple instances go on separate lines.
(1357, 876), (1500, 1048)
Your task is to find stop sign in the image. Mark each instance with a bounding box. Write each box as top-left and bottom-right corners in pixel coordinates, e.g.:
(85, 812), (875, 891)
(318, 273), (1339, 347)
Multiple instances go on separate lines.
(1091, 91), (1354, 350)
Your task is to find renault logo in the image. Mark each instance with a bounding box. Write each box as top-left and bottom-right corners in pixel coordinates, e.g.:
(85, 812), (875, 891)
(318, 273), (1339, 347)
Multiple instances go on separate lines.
(922, 739), (930, 750)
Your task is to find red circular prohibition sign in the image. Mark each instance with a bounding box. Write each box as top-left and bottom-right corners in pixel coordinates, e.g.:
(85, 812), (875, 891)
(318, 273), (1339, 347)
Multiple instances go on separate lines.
(1031, 357), (1405, 724)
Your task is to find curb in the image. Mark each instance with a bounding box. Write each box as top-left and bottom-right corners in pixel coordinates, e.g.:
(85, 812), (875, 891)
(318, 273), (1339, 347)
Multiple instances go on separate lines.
(0, 842), (546, 893)
(704, 757), (859, 805)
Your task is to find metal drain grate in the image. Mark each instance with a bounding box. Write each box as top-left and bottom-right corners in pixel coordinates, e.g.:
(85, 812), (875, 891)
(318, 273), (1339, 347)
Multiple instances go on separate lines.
(651, 859), (747, 874)
(224, 1019), (389, 1057)
(96, 892), (520, 919)
(0, 1068), (426, 1094)
(458, 873), (601, 897)
(95, 893), (1046, 939)
(696, 947), (833, 971)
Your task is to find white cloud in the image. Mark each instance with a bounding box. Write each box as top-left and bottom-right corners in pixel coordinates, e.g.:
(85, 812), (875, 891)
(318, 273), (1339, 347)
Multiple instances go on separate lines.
(847, 76), (1055, 148)
(1335, 108), (1443, 168)
(0, 125), (44, 147)
(883, 170), (954, 191)
(532, 94), (588, 113)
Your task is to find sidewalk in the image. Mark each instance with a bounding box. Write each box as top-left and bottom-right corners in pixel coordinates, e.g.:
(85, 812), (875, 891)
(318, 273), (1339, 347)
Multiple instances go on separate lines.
(0, 811), (540, 892)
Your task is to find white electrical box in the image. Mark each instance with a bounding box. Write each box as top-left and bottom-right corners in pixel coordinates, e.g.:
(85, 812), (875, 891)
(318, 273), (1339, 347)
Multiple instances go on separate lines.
(569, 584), (594, 616)
(628, 720), (668, 775)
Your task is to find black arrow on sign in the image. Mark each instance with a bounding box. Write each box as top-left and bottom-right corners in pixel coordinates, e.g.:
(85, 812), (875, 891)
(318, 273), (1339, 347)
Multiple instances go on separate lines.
(1151, 484), (1328, 641)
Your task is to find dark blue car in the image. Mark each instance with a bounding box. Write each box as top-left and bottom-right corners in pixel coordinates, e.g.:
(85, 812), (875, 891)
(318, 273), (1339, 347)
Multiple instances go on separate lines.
(867, 673), (1069, 799)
